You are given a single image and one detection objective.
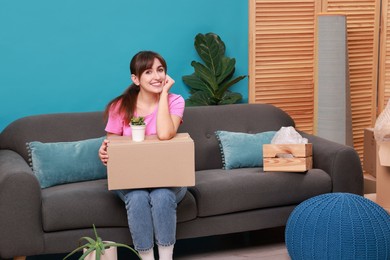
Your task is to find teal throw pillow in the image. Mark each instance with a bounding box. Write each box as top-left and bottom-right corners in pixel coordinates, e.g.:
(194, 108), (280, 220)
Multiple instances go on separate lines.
(27, 136), (107, 188)
(215, 130), (277, 170)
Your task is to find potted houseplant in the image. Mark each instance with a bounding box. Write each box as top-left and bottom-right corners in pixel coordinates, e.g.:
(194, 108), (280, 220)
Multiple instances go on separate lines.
(130, 116), (146, 142)
(182, 32), (247, 106)
(63, 224), (140, 260)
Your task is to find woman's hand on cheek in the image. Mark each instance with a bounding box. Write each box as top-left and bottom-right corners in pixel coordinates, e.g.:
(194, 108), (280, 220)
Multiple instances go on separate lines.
(162, 75), (175, 93)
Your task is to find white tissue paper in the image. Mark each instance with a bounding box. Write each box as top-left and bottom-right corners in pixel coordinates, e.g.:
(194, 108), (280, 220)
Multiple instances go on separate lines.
(271, 126), (308, 144)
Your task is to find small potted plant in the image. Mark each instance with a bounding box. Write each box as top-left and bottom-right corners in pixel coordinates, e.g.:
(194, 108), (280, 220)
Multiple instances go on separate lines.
(130, 116), (146, 142)
(63, 224), (140, 260)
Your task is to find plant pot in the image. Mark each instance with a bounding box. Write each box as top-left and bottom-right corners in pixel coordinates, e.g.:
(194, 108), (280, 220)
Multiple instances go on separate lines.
(83, 242), (118, 260)
(131, 124), (146, 142)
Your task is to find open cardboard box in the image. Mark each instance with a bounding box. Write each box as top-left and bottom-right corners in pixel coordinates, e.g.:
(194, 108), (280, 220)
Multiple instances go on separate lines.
(107, 133), (195, 190)
(376, 141), (390, 210)
(363, 128), (376, 177)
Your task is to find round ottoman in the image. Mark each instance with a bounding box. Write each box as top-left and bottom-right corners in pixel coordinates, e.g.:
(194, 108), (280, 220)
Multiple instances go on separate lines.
(285, 193), (390, 260)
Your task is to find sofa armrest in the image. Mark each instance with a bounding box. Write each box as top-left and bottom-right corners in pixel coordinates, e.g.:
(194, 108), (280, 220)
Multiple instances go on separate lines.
(0, 150), (44, 258)
(300, 133), (364, 195)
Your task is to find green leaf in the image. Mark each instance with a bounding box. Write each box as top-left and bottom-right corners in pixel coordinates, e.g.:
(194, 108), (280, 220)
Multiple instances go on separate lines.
(182, 73), (214, 94)
(63, 244), (89, 259)
(217, 57), (236, 84)
(80, 236), (95, 245)
(80, 247), (95, 260)
(93, 224), (99, 240)
(194, 33), (225, 76)
(185, 92), (210, 106)
(104, 242), (141, 259)
(219, 91), (243, 105)
(186, 91), (218, 106)
(191, 61), (218, 91)
(216, 75), (247, 98)
(95, 247), (101, 260)
(98, 241), (105, 256)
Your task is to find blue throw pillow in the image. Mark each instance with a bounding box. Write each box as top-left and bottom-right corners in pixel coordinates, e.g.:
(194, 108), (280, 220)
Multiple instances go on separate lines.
(27, 136), (107, 188)
(215, 130), (277, 170)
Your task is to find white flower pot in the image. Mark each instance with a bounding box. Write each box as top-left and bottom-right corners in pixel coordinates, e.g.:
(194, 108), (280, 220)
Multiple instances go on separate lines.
(83, 242), (118, 260)
(131, 124), (146, 142)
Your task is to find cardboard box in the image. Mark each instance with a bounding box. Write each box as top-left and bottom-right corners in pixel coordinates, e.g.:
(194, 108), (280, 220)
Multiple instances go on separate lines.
(376, 141), (390, 210)
(263, 143), (313, 172)
(365, 193), (390, 214)
(107, 133), (195, 190)
(363, 128), (376, 177)
(364, 173), (376, 194)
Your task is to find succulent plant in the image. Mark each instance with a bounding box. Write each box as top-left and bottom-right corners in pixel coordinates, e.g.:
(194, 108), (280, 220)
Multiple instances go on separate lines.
(130, 116), (145, 126)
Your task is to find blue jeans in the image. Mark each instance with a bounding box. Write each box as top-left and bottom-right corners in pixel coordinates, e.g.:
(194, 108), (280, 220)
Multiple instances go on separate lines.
(115, 187), (187, 252)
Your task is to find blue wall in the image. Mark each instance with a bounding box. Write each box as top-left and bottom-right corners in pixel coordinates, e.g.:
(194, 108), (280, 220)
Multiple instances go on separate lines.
(0, 0), (248, 132)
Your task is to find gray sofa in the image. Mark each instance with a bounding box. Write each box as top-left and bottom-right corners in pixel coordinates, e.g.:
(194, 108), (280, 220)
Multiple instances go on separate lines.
(0, 103), (363, 259)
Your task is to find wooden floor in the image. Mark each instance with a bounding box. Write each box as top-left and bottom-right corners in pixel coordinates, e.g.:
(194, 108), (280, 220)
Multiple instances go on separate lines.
(174, 227), (289, 260)
(25, 227), (290, 259)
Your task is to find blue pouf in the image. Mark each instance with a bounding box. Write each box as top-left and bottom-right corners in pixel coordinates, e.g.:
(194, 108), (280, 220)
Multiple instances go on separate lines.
(285, 193), (390, 260)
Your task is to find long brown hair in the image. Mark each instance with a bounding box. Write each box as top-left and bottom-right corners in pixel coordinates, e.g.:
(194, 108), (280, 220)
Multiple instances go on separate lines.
(104, 51), (167, 124)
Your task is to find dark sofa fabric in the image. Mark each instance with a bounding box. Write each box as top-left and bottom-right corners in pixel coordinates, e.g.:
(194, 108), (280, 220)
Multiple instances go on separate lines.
(0, 104), (363, 259)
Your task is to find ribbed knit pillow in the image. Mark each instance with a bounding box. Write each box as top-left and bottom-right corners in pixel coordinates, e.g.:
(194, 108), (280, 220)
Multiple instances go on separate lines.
(285, 193), (390, 260)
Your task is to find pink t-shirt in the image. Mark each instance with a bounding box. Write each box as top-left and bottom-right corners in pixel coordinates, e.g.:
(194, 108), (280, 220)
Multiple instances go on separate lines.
(105, 93), (185, 136)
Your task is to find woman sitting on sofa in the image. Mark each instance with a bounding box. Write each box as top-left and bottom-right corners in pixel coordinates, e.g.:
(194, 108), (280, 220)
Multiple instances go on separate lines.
(98, 50), (186, 260)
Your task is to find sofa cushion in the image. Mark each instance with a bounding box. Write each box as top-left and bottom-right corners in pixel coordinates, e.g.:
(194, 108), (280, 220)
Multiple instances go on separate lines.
(27, 137), (107, 188)
(189, 168), (332, 217)
(215, 130), (276, 169)
(178, 104), (296, 171)
(41, 179), (197, 232)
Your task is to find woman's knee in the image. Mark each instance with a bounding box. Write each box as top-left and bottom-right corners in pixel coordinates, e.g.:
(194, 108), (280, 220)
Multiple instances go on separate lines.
(150, 188), (176, 207)
(124, 189), (150, 207)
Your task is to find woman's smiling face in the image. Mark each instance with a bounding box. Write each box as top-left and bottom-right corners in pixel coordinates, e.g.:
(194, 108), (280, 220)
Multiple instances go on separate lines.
(132, 58), (166, 94)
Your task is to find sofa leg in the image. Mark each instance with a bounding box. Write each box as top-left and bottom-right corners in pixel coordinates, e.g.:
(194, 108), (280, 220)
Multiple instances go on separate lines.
(14, 257), (26, 260)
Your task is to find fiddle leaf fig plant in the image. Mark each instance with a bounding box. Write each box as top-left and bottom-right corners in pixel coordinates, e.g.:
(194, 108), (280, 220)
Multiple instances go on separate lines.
(183, 32), (247, 106)
(63, 224), (140, 260)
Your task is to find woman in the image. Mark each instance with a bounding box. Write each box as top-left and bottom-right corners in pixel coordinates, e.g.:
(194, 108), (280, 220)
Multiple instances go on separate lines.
(99, 51), (186, 260)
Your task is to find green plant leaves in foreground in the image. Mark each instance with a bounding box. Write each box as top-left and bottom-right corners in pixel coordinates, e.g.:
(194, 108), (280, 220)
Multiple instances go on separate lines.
(63, 224), (140, 260)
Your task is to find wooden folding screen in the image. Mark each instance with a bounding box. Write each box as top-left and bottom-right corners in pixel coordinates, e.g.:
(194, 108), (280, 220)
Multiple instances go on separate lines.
(379, 0), (390, 112)
(249, 0), (380, 160)
(249, 0), (321, 134)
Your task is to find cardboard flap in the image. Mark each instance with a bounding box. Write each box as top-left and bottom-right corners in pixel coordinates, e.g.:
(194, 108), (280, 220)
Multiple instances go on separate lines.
(378, 141), (390, 166)
(108, 133), (191, 144)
